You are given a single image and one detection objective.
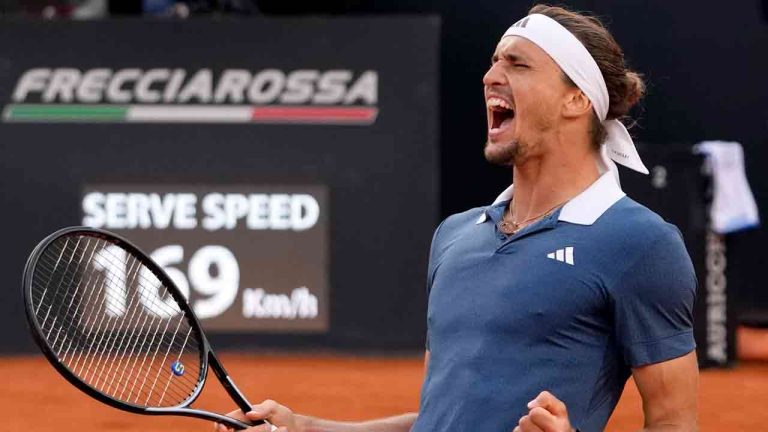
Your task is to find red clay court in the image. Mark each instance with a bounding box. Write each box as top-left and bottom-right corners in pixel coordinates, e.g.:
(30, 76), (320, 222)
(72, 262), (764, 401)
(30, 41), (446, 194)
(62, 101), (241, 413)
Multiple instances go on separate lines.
(3, 353), (767, 431)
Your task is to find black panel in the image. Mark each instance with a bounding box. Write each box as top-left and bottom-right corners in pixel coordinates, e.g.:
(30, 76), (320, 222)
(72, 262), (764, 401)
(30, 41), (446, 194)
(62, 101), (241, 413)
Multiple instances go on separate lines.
(0, 17), (440, 352)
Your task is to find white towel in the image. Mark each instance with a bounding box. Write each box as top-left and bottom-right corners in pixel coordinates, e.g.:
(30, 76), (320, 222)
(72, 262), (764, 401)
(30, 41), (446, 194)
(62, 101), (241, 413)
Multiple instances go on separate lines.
(694, 141), (760, 234)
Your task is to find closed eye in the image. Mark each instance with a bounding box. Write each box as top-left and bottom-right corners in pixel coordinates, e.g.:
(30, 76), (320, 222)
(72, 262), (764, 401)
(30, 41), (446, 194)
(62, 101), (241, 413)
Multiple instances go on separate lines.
(490, 53), (530, 68)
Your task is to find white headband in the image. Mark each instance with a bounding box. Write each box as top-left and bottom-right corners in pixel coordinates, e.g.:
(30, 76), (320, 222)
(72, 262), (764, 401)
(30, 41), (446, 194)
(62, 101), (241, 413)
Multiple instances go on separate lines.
(502, 14), (649, 179)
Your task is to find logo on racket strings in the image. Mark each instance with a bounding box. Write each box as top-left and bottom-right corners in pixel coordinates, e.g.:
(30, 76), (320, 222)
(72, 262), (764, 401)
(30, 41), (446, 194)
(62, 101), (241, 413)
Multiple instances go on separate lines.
(171, 360), (185, 376)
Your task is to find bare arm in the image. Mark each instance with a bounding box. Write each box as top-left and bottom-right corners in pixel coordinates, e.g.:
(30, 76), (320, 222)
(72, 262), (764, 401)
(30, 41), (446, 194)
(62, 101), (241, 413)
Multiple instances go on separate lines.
(295, 413), (417, 432)
(219, 352), (429, 432)
(514, 352), (698, 432)
(296, 352), (429, 432)
(632, 351), (699, 432)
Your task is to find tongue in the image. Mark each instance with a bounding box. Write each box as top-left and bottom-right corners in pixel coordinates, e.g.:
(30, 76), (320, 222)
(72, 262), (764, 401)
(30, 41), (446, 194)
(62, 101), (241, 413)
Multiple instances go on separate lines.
(493, 114), (514, 131)
(491, 110), (514, 130)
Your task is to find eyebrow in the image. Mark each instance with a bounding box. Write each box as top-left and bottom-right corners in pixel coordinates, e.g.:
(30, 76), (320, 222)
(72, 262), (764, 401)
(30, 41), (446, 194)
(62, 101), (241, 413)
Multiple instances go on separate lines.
(491, 51), (531, 64)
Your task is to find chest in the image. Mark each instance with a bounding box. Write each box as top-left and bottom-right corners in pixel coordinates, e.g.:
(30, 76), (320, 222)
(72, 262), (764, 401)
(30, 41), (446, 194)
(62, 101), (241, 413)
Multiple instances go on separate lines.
(427, 225), (612, 344)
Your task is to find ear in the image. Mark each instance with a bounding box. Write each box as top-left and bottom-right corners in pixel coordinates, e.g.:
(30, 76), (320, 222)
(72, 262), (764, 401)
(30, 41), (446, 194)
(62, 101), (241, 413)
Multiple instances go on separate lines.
(562, 88), (592, 119)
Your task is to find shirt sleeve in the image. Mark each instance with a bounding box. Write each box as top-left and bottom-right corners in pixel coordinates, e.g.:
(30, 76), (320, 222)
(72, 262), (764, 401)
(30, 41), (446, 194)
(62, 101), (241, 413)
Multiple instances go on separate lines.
(425, 219), (447, 351)
(610, 226), (697, 367)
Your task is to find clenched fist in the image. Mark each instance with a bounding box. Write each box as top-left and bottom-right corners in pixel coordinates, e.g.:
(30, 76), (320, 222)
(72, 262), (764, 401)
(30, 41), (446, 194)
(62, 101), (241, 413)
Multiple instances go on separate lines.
(513, 391), (575, 432)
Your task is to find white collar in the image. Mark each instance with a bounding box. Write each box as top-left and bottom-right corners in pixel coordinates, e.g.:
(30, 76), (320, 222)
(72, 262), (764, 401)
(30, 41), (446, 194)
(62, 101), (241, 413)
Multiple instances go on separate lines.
(475, 172), (626, 225)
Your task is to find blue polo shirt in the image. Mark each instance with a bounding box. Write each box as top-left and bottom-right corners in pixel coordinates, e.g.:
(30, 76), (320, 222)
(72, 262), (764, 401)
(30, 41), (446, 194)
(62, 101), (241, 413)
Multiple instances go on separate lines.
(413, 173), (697, 432)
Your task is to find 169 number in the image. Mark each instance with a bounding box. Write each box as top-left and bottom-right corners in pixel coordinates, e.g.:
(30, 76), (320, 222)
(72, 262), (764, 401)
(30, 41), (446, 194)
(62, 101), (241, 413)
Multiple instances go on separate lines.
(95, 245), (239, 320)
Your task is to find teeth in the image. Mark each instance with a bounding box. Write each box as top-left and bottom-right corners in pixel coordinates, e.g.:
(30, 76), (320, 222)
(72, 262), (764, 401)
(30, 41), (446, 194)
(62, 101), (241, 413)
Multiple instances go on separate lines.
(487, 97), (512, 111)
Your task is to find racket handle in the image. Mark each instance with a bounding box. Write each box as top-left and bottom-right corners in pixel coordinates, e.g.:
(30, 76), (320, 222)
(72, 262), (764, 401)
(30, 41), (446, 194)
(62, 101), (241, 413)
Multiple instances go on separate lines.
(208, 351), (256, 416)
(223, 374), (255, 415)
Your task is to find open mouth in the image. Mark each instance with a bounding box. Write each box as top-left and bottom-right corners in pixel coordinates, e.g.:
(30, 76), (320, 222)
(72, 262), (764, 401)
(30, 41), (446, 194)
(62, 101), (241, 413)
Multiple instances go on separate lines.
(487, 97), (515, 134)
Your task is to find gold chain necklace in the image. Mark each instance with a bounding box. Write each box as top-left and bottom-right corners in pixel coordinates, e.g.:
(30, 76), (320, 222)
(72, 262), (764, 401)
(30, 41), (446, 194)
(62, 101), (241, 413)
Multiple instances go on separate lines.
(497, 200), (567, 235)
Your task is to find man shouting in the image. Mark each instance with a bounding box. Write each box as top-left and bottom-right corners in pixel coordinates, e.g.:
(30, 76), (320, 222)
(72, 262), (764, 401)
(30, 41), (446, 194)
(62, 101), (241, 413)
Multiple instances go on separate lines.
(218, 5), (699, 432)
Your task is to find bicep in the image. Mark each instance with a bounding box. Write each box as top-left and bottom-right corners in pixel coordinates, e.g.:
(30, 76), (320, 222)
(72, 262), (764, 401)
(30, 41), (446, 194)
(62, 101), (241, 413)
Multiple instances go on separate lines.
(632, 351), (699, 431)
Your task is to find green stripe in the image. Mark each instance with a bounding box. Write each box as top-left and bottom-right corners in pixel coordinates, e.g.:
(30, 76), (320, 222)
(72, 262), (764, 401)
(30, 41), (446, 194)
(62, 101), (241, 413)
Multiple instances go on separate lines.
(4, 104), (128, 121)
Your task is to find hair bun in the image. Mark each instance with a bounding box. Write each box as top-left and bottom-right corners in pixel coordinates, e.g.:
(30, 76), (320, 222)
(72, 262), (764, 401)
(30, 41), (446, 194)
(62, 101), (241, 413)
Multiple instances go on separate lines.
(609, 71), (645, 119)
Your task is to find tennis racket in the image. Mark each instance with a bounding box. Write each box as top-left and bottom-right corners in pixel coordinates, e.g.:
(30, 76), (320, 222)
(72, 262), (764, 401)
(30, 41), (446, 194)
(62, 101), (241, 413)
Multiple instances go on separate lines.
(23, 226), (264, 430)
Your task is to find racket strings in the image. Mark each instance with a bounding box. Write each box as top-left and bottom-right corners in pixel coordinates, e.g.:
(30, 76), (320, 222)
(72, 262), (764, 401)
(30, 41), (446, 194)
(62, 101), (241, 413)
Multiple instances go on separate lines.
(34, 238), (197, 353)
(35, 250), (198, 382)
(33, 238), (202, 406)
(32, 240), (201, 399)
(29, 234), (204, 408)
(33, 249), (203, 404)
(37, 238), (189, 321)
(82, 240), (201, 404)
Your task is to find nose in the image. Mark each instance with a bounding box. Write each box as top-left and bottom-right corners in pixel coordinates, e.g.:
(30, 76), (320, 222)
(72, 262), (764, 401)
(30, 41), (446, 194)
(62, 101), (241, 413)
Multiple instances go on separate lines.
(483, 62), (506, 88)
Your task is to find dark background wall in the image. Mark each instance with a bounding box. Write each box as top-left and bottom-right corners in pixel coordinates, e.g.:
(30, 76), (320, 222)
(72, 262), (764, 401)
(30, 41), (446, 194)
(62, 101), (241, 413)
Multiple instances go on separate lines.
(259, 0), (768, 319)
(0, 17), (441, 352)
(2, 0), (766, 355)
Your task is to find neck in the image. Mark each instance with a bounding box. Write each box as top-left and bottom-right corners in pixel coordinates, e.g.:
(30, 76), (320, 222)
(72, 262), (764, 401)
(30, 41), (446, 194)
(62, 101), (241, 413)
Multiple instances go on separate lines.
(510, 139), (600, 221)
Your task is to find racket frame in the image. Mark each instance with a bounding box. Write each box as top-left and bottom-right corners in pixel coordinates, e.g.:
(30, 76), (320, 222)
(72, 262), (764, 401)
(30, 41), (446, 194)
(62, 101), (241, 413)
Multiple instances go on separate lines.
(23, 226), (260, 430)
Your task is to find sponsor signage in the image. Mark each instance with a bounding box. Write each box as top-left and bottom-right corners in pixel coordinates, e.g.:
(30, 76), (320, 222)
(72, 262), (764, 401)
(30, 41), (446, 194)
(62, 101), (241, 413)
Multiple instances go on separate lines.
(705, 232), (728, 364)
(5, 68), (378, 124)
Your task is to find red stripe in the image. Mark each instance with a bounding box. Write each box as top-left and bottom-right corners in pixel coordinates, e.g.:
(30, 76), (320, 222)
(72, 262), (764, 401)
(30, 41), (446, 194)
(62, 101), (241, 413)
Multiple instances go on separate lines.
(251, 106), (378, 123)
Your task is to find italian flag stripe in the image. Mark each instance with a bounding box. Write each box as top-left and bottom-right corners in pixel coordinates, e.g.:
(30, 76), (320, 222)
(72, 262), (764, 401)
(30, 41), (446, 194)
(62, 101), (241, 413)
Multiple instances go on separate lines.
(6, 104), (128, 120)
(2, 104), (378, 124)
(251, 106), (377, 123)
(127, 106), (252, 123)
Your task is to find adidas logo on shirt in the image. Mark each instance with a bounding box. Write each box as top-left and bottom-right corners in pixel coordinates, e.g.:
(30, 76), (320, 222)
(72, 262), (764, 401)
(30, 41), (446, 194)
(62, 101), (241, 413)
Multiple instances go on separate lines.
(547, 247), (574, 265)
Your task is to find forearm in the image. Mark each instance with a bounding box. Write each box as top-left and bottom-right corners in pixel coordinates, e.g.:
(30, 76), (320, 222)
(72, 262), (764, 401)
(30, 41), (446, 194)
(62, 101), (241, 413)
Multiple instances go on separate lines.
(640, 421), (698, 432)
(297, 413), (418, 432)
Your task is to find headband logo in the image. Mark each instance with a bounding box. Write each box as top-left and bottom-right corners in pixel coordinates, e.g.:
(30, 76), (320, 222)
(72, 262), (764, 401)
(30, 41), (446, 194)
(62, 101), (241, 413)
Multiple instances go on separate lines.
(511, 17), (530, 28)
(610, 148), (630, 160)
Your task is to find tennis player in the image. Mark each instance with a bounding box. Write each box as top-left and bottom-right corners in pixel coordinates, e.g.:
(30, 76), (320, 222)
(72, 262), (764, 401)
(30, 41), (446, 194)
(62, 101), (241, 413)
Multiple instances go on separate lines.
(218, 5), (699, 432)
